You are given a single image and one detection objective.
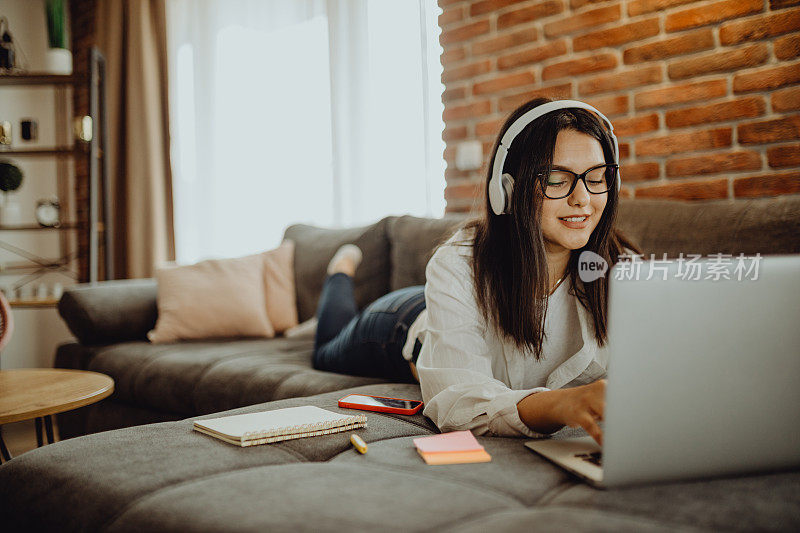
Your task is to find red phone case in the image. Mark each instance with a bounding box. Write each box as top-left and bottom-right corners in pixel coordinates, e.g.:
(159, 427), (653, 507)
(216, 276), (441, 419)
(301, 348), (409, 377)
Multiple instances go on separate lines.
(338, 394), (423, 415)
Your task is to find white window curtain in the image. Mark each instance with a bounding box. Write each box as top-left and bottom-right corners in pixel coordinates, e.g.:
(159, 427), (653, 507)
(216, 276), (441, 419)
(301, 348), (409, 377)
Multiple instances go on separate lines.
(167, 0), (446, 263)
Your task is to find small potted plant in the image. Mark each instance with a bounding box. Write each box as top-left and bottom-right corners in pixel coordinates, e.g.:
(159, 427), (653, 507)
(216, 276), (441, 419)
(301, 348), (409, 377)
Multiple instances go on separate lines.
(45, 0), (71, 74)
(0, 160), (23, 225)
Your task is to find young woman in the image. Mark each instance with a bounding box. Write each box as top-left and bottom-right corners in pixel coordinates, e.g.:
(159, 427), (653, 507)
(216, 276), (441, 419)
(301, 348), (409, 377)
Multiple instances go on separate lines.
(312, 97), (637, 445)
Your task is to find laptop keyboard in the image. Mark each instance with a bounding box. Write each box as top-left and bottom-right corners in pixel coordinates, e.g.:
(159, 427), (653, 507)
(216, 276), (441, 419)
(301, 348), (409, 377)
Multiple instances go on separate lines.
(574, 451), (602, 466)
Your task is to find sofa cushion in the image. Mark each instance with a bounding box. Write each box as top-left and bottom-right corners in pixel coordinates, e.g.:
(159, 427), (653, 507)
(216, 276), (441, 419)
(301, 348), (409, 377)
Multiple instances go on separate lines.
(1, 383), (798, 533)
(75, 338), (383, 417)
(262, 240), (299, 333)
(148, 254), (276, 343)
(453, 508), (693, 532)
(387, 214), (469, 291)
(617, 196), (800, 257)
(546, 469), (800, 531)
(284, 218), (392, 322)
(0, 383), (435, 532)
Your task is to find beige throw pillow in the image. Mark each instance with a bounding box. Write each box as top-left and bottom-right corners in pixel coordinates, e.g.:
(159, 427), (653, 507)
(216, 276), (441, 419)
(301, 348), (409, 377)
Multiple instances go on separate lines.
(262, 240), (299, 334)
(148, 253), (275, 343)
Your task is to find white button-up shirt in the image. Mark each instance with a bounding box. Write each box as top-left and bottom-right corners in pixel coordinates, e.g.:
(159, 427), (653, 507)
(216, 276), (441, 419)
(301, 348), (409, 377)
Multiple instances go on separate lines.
(416, 230), (609, 438)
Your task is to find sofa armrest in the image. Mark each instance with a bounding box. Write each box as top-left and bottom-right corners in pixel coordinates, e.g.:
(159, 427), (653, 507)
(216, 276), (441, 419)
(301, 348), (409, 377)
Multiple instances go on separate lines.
(58, 279), (158, 345)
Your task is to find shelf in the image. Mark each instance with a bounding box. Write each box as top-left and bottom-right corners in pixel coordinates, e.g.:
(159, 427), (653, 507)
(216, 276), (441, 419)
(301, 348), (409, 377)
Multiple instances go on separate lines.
(0, 259), (73, 271)
(0, 223), (79, 231)
(9, 299), (59, 308)
(0, 73), (83, 86)
(0, 146), (82, 156)
(2, 48), (108, 284)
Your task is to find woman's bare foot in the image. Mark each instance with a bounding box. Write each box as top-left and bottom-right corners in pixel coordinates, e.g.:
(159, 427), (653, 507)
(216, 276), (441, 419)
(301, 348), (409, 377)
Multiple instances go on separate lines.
(327, 244), (363, 277)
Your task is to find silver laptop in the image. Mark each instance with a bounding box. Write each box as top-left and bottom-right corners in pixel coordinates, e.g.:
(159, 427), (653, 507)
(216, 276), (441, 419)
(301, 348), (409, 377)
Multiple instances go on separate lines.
(526, 254), (800, 489)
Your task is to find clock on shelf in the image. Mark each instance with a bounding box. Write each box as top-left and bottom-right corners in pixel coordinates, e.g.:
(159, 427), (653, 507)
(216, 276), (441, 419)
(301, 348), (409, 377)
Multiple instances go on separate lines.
(35, 198), (60, 227)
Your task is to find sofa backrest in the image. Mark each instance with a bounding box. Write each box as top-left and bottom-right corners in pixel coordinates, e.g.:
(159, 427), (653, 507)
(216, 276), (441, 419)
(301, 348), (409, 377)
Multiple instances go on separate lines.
(59, 197), (798, 345)
(617, 196), (800, 257)
(387, 215), (469, 291)
(284, 218), (393, 323)
(287, 196), (800, 320)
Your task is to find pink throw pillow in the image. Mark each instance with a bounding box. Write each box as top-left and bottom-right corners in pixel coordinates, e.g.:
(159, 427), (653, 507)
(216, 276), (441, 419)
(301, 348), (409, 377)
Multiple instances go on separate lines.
(148, 253), (275, 343)
(262, 240), (299, 334)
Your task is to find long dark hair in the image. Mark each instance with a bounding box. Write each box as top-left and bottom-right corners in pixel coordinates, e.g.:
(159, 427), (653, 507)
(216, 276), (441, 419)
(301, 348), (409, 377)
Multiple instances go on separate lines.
(461, 97), (639, 361)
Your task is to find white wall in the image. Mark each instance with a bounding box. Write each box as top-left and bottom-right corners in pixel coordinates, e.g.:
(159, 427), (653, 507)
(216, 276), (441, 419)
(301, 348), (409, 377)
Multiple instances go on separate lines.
(0, 0), (78, 368)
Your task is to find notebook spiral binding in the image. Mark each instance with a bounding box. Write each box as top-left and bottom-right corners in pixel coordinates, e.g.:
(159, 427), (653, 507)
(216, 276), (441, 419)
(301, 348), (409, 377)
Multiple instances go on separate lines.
(241, 415), (368, 446)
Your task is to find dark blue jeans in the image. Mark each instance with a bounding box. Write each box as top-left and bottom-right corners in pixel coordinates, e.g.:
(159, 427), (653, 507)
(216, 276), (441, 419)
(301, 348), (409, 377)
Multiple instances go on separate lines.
(313, 273), (425, 383)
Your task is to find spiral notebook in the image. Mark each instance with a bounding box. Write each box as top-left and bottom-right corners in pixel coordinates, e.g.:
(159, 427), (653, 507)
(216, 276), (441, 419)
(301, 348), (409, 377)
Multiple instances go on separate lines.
(193, 406), (368, 447)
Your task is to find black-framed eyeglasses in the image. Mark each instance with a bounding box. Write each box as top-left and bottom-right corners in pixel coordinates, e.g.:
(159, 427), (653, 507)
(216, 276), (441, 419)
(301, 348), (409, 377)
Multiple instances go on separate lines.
(537, 164), (618, 199)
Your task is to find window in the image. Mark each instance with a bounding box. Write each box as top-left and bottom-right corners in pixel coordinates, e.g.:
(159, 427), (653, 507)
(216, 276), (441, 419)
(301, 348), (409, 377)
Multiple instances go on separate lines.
(168, 0), (445, 263)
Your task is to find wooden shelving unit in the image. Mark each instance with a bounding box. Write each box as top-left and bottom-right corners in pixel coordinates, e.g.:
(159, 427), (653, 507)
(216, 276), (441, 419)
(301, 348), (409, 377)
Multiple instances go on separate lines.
(8, 299), (60, 308)
(0, 55), (109, 306)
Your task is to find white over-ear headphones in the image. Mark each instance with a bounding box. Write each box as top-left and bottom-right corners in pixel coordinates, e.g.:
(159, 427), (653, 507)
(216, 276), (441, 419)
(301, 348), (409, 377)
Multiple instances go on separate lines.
(488, 100), (622, 216)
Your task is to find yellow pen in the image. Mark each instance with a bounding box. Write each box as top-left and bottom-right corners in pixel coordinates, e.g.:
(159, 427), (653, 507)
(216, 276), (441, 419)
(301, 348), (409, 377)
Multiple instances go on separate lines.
(350, 433), (368, 454)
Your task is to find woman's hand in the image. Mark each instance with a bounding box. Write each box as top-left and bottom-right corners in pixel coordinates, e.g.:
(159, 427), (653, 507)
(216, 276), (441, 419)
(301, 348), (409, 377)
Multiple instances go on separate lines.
(549, 379), (606, 445)
(517, 379), (606, 445)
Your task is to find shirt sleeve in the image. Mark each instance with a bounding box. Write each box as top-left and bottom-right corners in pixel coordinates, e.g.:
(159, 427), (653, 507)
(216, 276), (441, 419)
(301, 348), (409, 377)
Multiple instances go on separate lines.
(417, 243), (550, 438)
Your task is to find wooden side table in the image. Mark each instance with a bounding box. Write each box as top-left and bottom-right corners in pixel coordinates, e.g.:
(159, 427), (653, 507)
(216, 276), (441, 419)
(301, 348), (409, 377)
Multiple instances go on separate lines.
(0, 369), (114, 462)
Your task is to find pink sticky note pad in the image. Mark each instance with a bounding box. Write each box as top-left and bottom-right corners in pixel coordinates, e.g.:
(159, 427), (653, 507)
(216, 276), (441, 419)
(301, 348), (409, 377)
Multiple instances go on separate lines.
(413, 430), (483, 454)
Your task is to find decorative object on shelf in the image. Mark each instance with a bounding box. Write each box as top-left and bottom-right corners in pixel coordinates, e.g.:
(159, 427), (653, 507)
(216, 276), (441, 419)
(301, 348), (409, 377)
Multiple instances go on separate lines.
(21, 119), (38, 141)
(44, 0), (72, 75)
(0, 122), (10, 146)
(73, 116), (92, 142)
(0, 161), (22, 190)
(0, 16), (17, 72)
(36, 283), (48, 300)
(17, 284), (32, 301)
(0, 161), (23, 225)
(35, 197), (60, 227)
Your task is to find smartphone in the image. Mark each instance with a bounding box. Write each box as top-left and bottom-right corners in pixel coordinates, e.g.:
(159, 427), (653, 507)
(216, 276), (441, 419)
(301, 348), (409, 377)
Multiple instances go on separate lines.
(338, 394), (423, 415)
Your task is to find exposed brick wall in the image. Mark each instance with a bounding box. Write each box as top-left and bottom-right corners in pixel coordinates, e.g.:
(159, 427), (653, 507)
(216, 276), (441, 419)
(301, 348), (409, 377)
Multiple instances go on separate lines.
(70, 0), (98, 282)
(438, 0), (800, 212)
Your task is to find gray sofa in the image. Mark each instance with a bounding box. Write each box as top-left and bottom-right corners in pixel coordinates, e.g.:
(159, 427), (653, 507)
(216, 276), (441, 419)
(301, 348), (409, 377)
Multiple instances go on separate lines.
(1, 197), (799, 532)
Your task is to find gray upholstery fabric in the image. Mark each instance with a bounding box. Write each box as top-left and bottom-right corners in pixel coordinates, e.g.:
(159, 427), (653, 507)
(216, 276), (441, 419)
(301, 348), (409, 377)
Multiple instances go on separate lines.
(57, 396), (186, 440)
(284, 218), (392, 322)
(616, 196), (800, 257)
(54, 337), (383, 434)
(387, 214), (469, 290)
(385, 196), (800, 292)
(106, 464), (522, 533)
(58, 278), (158, 345)
(56, 197), (800, 349)
(1, 384), (798, 532)
(0, 384), (433, 532)
(448, 508), (706, 533)
(548, 470), (800, 531)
